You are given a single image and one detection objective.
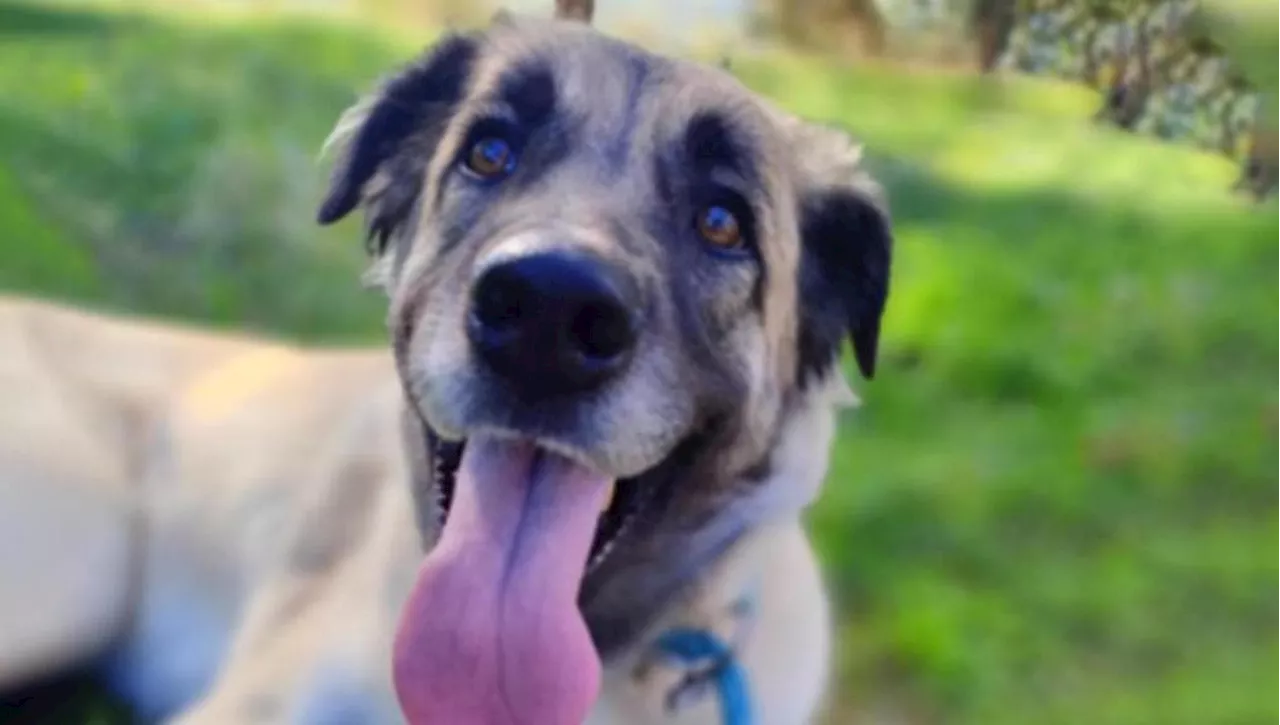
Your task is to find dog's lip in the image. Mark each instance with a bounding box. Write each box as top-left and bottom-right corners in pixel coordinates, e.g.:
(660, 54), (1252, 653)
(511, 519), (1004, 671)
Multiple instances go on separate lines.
(467, 425), (611, 474)
(429, 413), (664, 478)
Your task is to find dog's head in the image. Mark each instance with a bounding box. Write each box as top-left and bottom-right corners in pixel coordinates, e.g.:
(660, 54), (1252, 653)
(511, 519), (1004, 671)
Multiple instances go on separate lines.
(319, 12), (889, 720)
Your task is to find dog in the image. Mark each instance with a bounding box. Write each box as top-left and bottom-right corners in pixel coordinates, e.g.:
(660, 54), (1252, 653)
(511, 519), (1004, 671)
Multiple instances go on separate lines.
(0, 7), (891, 724)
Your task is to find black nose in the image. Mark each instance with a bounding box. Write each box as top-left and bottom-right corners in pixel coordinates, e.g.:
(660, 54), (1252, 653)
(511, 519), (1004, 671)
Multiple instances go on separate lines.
(468, 250), (639, 396)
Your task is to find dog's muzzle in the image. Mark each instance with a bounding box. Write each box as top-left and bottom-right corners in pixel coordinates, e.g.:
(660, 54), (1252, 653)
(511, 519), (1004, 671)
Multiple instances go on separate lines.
(467, 249), (640, 397)
(395, 248), (682, 725)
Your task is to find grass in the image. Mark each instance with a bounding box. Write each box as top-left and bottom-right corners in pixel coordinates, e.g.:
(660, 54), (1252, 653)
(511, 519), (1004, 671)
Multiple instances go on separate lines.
(0, 2), (1275, 724)
(0, 1), (399, 340)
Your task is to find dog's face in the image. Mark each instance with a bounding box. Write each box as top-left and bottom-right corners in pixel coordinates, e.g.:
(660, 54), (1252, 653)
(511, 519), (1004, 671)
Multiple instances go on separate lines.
(318, 14), (889, 658)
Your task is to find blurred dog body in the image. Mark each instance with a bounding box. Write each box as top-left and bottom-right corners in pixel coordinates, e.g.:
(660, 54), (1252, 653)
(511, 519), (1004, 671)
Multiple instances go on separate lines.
(0, 298), (413, 721)
(0, 298), (831, 723)
(0, 11), (891, 725)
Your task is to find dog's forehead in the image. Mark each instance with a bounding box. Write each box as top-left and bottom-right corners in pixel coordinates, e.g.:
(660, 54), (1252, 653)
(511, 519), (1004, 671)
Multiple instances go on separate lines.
(471, 18), (784, 157)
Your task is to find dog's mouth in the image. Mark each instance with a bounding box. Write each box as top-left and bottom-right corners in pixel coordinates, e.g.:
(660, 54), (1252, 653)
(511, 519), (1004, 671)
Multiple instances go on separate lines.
(394, 422), (688, 723)
(426, 426), (654, 571)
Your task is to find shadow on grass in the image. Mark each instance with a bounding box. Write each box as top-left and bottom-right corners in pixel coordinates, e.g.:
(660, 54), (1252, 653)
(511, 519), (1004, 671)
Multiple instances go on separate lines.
(0, 0), (151, 38)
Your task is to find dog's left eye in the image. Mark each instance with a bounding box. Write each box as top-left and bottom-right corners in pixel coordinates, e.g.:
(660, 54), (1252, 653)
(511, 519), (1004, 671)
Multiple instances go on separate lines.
(696, 205), (743, 251)
(464, 137), (516, 179)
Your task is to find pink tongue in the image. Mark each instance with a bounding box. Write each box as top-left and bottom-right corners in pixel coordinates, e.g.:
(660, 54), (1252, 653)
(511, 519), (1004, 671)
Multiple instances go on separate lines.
(392, 437), (610, 725)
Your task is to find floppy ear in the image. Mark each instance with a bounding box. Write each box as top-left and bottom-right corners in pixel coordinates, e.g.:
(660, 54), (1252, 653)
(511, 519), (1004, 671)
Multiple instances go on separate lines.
(792, 123), (892, 386)
(316, 32), (479, 236)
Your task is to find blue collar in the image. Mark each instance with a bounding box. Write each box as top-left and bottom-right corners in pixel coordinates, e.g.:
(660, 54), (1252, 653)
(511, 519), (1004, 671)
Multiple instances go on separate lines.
(649, 582), (759, 725)
(652, 628), (754, 725)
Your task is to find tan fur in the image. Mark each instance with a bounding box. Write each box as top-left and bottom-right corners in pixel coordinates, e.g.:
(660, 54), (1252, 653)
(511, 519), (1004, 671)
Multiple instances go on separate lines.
(1, 11), (890, 725)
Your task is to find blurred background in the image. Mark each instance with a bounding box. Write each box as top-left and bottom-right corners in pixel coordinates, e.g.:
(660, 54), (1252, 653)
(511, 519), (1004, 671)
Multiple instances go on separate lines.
(0, 0), (1275, 723)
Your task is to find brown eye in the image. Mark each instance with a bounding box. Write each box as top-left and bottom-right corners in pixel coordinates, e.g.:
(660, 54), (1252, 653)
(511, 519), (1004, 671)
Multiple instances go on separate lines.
(696, 205), (743, 250)
(465, 137), (514, 178)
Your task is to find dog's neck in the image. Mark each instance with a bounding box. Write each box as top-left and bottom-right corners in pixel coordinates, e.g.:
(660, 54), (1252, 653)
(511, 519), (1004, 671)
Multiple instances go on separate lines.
(583, 371), (852, 658)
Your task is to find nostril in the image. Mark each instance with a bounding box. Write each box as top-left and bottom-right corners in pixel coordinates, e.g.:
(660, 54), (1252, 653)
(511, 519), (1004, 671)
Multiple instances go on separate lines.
(472, 266), (527, 332)
(570, 301), (635, 363)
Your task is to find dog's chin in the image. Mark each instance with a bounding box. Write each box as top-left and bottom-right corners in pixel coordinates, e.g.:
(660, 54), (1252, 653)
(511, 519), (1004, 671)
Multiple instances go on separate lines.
(422, 419), (686, 573)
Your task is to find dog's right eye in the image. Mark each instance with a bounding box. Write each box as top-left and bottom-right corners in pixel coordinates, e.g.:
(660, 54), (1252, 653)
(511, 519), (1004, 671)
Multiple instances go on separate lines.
(463, 137), (516, 179)
(697, 205), (742, 249)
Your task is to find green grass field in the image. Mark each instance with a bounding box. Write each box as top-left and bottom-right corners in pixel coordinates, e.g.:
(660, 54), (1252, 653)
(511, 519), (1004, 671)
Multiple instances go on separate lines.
(0, 1), (1275, 723)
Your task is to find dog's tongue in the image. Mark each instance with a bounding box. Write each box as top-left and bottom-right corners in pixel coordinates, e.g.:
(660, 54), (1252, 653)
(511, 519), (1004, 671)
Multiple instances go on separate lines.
(393, 436), (609, 725)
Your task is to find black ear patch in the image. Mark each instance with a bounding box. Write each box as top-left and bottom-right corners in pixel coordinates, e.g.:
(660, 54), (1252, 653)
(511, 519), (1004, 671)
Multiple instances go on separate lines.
(316, 33), (478, 229)
(796, 188), (892, 385)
